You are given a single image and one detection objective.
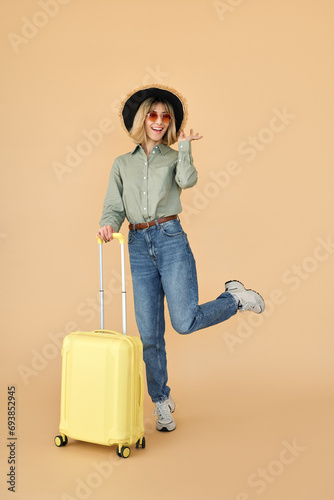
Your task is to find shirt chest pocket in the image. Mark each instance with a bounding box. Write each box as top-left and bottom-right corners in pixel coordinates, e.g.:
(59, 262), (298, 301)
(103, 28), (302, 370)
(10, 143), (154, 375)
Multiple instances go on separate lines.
(151, 163), (176, 192)
(153, 158), (177, 169)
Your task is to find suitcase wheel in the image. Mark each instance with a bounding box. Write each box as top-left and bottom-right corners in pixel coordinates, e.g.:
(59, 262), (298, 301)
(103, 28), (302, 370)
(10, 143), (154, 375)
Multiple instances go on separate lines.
(136, 437), (146, 449)
(116, 446), (131, 459)
(54, 434), (68, 447)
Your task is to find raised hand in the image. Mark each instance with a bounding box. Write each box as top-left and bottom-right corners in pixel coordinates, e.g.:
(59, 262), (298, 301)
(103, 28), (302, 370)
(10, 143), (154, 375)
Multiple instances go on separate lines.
(178, 128), (203, 142)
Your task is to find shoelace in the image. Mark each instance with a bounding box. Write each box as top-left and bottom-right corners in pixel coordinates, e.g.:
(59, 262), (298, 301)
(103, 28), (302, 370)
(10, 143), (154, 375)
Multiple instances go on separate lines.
(242, 301), (251, 309)
(153, 401), (172, 422)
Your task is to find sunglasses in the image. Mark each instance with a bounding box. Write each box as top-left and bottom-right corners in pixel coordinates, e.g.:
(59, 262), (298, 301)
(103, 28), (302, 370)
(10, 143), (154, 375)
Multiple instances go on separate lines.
(146, 111), (171, 123)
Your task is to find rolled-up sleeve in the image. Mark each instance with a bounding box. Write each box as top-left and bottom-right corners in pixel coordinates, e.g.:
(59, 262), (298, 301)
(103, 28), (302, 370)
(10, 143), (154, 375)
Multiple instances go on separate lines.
(99, 159), (126, 232)
(175, 140), (198, 189)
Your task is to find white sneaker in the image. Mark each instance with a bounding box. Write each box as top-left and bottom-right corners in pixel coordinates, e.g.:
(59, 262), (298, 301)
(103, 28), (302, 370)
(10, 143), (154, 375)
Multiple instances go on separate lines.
(154, 400), (176, 432)
(225, 280), (265, 314)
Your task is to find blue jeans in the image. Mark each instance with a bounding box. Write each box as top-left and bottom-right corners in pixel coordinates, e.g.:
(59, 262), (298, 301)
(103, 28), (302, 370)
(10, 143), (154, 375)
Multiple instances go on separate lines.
(128, 219), (238, 403)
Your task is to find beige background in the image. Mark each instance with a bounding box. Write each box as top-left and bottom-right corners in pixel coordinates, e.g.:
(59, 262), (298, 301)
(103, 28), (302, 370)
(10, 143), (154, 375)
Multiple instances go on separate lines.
(1, 0), (333, 498)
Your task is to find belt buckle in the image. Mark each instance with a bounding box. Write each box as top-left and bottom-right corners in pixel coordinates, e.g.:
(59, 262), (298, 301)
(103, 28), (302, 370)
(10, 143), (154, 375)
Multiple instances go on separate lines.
(143, 222), (150, 229)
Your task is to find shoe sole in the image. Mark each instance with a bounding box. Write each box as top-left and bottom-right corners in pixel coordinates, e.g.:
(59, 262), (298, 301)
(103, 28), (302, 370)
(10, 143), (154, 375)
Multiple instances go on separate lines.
(157, 423), (176, 432)
(225, 280), (265, 313)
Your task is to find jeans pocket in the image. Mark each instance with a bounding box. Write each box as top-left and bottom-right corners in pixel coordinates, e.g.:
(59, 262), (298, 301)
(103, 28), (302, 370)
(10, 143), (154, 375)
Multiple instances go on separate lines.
(160, 220), (184, 237)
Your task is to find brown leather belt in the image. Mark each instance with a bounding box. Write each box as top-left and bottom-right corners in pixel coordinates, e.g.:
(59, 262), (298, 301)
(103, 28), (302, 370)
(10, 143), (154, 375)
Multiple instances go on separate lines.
(129, 215), (178, 231)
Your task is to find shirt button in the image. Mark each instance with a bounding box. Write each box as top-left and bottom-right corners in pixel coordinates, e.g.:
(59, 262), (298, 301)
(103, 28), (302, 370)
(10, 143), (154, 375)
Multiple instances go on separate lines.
(144, 176), (146, 179)
(143, 192), (146, 194)
(153, 151), (155, 154)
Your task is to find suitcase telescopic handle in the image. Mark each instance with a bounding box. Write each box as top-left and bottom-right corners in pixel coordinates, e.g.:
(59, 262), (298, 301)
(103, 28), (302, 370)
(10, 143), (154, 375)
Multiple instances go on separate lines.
(96, 233), (127, 335)
(96, 233), (125, 245)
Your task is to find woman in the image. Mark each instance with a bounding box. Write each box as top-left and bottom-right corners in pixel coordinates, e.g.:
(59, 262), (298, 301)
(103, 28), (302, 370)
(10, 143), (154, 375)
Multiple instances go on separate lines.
(97, 84), (265, 432)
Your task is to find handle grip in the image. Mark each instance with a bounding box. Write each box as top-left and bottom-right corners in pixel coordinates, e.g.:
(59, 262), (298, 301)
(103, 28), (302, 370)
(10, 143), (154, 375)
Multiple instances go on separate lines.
(96, 233), (125, 245)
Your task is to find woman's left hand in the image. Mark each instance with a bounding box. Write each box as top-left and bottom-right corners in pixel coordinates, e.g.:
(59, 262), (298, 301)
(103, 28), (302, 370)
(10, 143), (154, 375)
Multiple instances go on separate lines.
(178, 129), (203, 142)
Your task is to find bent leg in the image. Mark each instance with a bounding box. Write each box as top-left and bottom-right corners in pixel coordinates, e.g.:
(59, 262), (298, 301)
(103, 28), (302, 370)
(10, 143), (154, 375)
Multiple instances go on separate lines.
(157, 222), (238, 334)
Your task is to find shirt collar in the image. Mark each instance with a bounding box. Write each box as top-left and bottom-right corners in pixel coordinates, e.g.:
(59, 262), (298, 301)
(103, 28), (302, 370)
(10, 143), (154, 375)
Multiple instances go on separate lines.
(130, 143), (170, 156)
(156, 144), (170, 155)
(130, 144), (141, 154)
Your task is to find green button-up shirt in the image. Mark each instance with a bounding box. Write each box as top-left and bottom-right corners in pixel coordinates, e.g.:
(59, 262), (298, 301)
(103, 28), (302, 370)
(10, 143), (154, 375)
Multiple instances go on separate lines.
(99, 140), (198, 231)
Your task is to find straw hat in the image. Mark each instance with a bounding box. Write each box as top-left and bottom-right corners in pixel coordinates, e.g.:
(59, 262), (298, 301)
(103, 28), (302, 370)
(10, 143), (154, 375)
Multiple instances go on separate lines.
(120, 84), (188, 134)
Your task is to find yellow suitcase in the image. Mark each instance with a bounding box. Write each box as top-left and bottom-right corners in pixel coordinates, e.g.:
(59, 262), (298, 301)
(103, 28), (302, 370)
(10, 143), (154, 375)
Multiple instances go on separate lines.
(54, 234), (145, 458)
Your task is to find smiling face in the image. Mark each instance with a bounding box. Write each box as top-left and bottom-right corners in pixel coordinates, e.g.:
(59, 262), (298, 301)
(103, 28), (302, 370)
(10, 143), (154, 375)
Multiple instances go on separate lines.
(144, 102), (170, 146)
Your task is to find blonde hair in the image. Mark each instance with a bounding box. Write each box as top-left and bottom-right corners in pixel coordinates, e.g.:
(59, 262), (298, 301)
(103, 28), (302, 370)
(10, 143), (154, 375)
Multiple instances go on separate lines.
(129, 98), (178, 146)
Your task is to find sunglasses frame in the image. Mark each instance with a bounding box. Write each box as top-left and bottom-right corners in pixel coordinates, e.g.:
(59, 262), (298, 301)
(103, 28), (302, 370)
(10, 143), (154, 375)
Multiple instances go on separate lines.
(146, 111), (172, 123)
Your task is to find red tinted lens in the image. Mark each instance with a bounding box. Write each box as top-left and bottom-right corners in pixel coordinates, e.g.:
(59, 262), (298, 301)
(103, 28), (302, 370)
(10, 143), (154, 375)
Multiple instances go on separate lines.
(147, 112), (158, 121)
(161, 113), (171, 123)
(147, 112), (171, 123)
